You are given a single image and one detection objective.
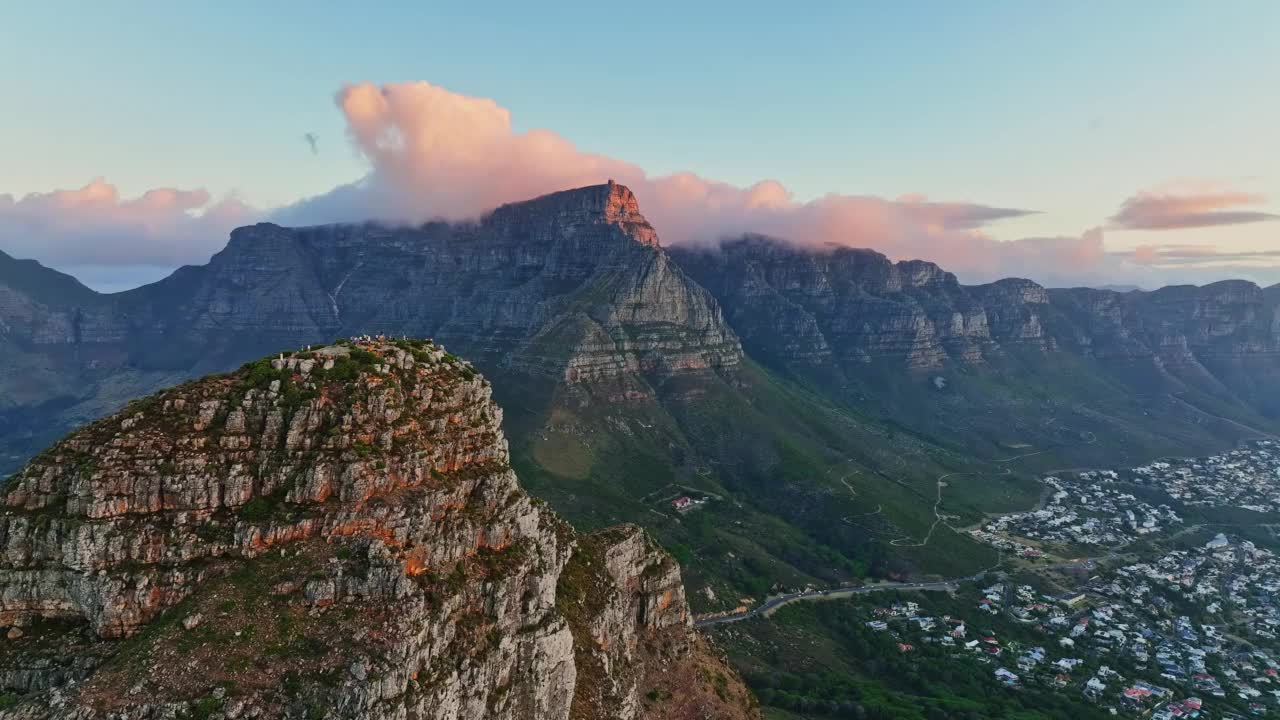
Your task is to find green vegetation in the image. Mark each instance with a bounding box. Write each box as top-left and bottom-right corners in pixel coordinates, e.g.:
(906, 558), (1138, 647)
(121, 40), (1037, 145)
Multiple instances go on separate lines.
(502, 360), (1012, 611)
(236, 487), (294, 523)
(182, 696), (221, 720)
(237, 496), (275, 522)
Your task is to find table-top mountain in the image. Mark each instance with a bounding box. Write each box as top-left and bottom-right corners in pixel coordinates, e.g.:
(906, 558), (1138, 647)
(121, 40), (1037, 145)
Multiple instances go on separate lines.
(0, 182), (741, 470)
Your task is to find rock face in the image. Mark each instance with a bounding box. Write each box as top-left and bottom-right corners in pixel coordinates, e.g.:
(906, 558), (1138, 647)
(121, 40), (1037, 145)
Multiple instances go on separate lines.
(0, 183), (744, 471)
(0, 339), (756, 720)
(7, 182), (739, 382)
(671, 236), (1280, 394)
(669, 237), (1071, 369)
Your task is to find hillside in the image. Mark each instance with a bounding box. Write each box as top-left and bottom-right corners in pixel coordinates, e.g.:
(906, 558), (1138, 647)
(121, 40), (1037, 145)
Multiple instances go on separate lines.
(0, 339), (756, 719)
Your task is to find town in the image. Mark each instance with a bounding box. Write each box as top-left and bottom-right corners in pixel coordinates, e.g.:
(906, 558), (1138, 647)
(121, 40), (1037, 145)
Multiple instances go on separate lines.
(971, 471), (1184, 556)
(856, 529), (1280, 717)
(856, 440), (1280, 717)
(1129, 442), (1280, 514)
(971, 441), (1280, 558)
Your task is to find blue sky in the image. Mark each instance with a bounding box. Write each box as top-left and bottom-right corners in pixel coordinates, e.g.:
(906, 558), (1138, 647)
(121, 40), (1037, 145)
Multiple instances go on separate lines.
(2, 1), (1277, 289)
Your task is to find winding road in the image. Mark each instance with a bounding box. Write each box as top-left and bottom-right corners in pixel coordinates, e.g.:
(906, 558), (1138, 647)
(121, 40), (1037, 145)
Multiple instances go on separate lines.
(694, 574), (989, 628)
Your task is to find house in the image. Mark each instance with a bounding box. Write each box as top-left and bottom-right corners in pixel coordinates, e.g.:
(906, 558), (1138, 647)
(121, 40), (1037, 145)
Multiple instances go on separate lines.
(672, 496), (693, 511)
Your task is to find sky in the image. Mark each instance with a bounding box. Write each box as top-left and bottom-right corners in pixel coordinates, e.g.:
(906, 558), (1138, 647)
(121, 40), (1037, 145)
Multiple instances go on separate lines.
(1, 1), (1277, 292)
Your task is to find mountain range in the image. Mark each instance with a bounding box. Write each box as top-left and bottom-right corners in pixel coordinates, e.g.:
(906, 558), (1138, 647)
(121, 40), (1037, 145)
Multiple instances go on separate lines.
(2, 181), (1277, 608)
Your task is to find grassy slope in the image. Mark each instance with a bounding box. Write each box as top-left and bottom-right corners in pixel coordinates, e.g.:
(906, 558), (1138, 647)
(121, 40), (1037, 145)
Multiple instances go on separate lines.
(498, 361), (1033, 612)
(805, 349), (1280, 475)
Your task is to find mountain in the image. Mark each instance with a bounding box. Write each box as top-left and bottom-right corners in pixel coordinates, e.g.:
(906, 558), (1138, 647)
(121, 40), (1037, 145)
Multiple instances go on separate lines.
(0, 182), (740, 470)
(671, 236), (1280, 462)
(671, 235), (1280, 374)
(0, 339), (756, 719)
(1, 183), (1277, 615)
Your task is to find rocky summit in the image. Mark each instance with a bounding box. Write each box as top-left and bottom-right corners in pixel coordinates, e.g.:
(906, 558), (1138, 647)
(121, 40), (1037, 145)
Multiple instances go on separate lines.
(0, 338), (756, 720)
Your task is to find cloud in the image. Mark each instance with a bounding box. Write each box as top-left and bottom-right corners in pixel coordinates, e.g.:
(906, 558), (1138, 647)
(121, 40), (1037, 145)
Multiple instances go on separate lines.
(0, 179), (258, 271)
(4, 81), (1270, 292)
(1110, 185), (1280, 230)
(894, 194), (1038, 230)
(276, 80), (1096, 284)
(1126, 243), (1280, 266)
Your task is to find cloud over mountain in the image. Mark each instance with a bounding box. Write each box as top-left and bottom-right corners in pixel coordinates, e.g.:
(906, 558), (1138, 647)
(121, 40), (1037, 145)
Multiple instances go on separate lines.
(0, 179), (257, 271)
(2, 81), (1273, 291)
(276, 81), (1106, 284)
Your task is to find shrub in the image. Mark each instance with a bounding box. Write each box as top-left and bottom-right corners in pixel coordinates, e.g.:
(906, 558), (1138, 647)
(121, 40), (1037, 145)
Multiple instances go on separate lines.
(238, 497), (274, 522)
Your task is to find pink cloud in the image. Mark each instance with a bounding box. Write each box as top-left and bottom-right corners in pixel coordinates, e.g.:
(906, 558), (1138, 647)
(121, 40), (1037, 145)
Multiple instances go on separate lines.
(1126, 243), (1280, 268)
(1110, 186), (1279, 230)
(12, 81), (1267, 291)
(895, 194), (1038, 230)
(0, 179), (257, 269)
(275, 81), (1096, 284)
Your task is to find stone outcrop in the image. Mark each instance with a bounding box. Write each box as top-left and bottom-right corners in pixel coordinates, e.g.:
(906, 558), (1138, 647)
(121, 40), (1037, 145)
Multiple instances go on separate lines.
(0, 339), (756, 720)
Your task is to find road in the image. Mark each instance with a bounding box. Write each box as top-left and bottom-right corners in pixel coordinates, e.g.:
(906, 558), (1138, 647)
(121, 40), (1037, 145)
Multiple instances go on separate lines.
(694, 574), (986, 628)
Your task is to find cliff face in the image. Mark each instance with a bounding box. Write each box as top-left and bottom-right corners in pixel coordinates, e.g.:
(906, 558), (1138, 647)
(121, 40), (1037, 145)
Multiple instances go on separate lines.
(0, 183), (744, 471)
(14, 182), (740, 382)
(669, 236), (1042, 369)
(0, 339), (756, 720)
(670, 236), (1280, 373)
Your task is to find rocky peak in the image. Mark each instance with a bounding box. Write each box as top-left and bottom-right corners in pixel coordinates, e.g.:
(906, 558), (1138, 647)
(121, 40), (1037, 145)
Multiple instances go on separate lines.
(896, 259), (957, 290)
(973, 277), (1050, 305)
(0, 339), (756, 720)
(487, 181), (661, 248)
